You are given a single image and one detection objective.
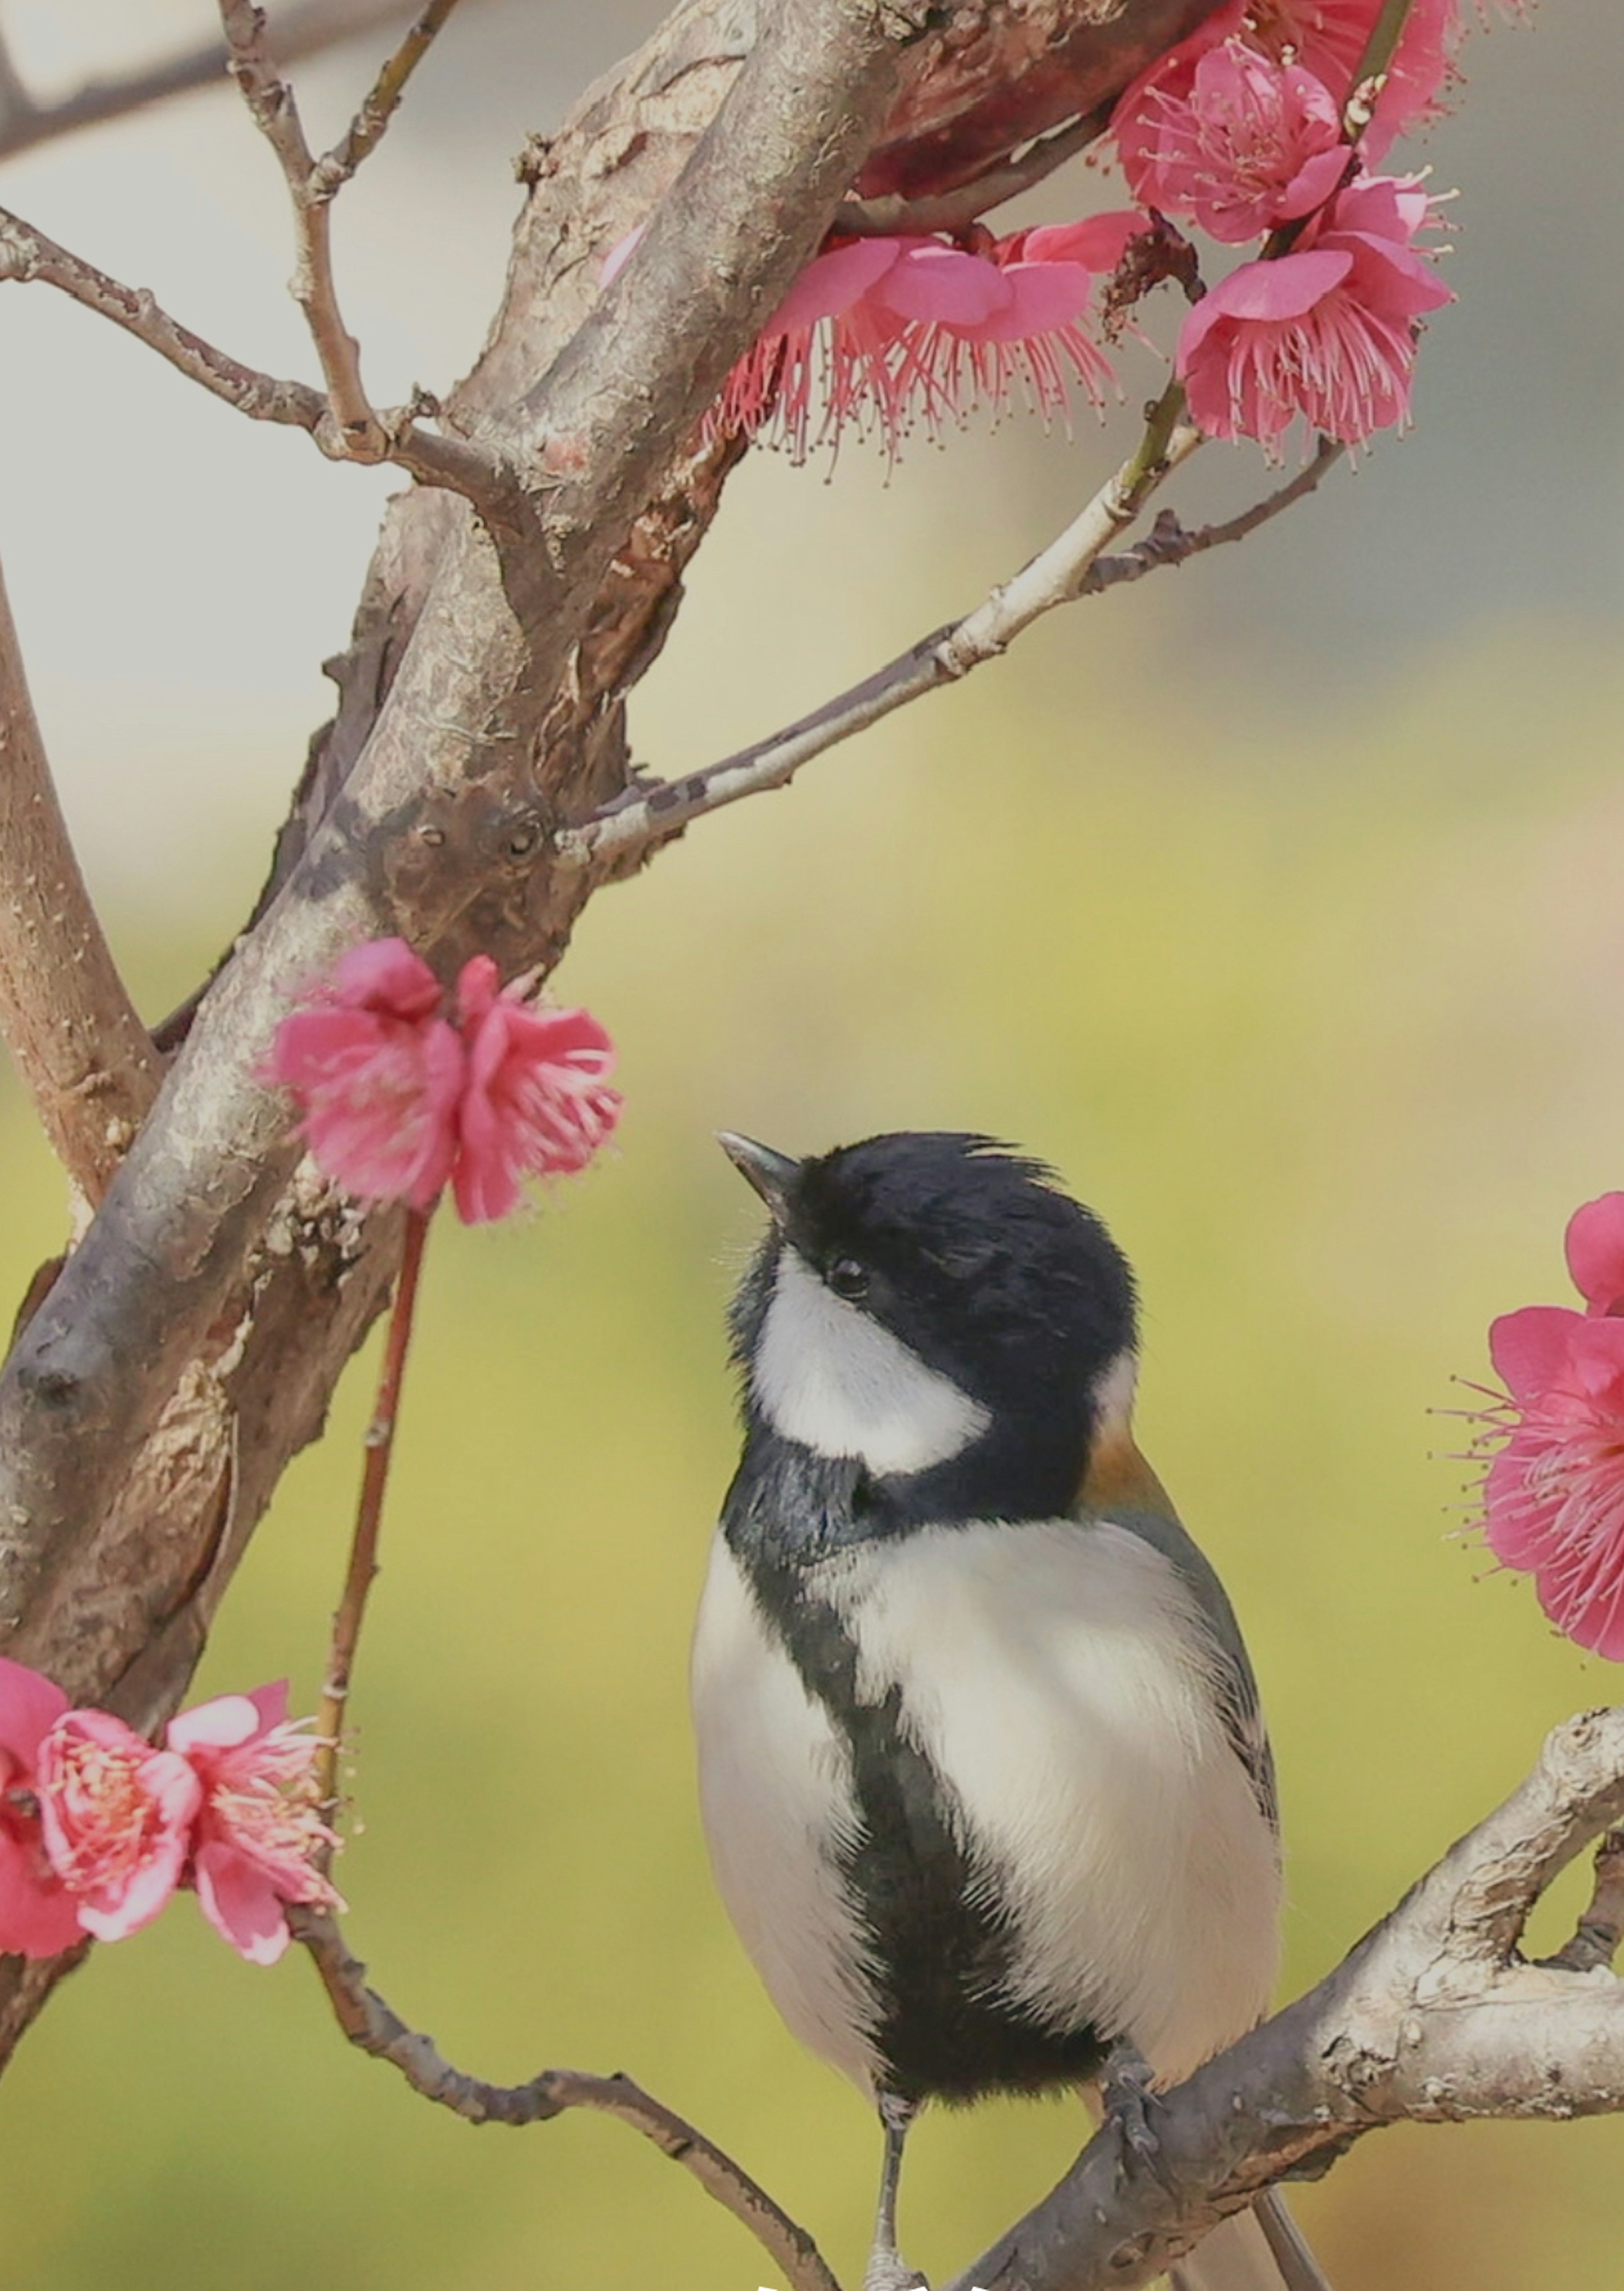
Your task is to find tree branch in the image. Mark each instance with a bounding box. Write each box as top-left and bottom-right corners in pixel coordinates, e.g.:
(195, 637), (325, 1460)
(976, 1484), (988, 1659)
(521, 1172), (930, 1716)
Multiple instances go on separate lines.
(0, 549), (159, 1201)
(1080, 434), (1344, 594)
(832, 105), (1112, 237)
(291, 1908), (841, 2291)
(557, 415), (1209, 870)
(946, 1708), (1624, 2291)
(219, 0), (386, 455)
(0, 0), (433, 165)
(0, 205), (530, 519)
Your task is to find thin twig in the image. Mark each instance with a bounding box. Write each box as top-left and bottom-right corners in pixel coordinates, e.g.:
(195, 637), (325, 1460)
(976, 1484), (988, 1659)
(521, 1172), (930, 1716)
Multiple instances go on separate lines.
(0, 0), (433, 165)
(313, 1205), (431, 1834)
(292, 1908), (842, 2291)
(556, 412), (1205, 869)
(0, 549), (159, 1200)
(318, 0), (465, 190)
(220, 0), (382, 454)
(0, 203), (525, 514)
(0, 204), (326, 428)
(1081, 434), (1344, 593)
(832, 106), (1112, 237)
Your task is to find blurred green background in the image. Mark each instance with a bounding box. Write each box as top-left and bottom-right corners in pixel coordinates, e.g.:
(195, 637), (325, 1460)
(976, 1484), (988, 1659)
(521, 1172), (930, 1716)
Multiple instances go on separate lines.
(1, 2), (1622, 2288)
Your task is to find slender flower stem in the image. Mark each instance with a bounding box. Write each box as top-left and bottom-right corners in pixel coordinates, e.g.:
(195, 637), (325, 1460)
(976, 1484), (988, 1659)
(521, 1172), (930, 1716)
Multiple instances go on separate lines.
(313, 1205), (432, 1833)
(1343, 0), (1419, 136)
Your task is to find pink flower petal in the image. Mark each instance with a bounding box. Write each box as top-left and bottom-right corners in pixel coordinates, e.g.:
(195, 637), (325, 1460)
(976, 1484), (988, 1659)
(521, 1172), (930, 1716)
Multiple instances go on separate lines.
(166, 1694), (266, 1757)
(0, 1658), (69, 1767)
(1489, 1305), (1586, 1404)
(0, 1832), (84, 1959)
(1565, 1194), (1624, 1314)
(968, 262), (1094, 343)
(768, 238), (905, 332)
(326, 937), (443, 1021)
(193, 1843), (291, 1966)
(1017, 212), (1144, 273)
(872, 244), (1010, 329)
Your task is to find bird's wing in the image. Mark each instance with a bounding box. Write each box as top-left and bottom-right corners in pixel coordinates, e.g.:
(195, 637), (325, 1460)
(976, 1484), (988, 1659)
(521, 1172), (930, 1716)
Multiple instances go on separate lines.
(1075, 1478), (1278, 1838)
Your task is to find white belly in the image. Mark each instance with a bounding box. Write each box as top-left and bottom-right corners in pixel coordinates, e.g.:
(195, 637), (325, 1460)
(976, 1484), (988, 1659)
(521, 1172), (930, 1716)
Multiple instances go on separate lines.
(690, 1516), (1281, 2096)
(827, 1517), (1282, 2085)
(690, 1535), (880, 2092)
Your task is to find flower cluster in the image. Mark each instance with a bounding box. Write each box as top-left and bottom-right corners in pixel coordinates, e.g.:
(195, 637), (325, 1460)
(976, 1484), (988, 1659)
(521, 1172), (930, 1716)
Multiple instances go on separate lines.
(0, 1664), (337, 1964)
(691, 0), (1488, 460)
(1114, 7), (1457, 452)
(711, 214), (1141, 461)
(1480, 1195), (1624, 1659)
(269, 938), (621, 1224)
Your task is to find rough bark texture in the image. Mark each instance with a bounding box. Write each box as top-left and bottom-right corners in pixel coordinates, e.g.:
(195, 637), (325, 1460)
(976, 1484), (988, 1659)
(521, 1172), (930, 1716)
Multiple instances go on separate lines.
(0, 0), (1226, 2068)
(0, 555), (160, 1201)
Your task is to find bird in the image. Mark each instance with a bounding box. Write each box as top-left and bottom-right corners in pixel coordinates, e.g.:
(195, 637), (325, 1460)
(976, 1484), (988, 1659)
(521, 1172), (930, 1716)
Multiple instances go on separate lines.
(690, 1129), (1330, 2291)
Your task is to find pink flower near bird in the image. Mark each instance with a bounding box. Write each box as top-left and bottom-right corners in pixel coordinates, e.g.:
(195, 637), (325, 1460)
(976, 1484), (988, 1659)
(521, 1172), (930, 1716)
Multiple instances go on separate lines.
(1117, 41), (1348, 242)
(167, 1683), (340, 1966)
(0, 1658), (85, 1959)
(1480, 1198), (1624, 1660)
(268, 937), (463, 1211)
(1176, 174), (1450, 451)
(453, 957), (622, 1224)
(36, 1707), (201, 1942)
(269, 938), (621, 1223)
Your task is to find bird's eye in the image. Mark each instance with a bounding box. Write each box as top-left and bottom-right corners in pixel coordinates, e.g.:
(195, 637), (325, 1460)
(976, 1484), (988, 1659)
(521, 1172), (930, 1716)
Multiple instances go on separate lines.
(827, 1258), (869, 1302)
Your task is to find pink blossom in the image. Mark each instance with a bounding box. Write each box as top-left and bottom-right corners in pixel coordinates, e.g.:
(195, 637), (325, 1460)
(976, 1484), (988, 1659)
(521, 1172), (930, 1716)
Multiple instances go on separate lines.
(715, 218), (1141, 459)
(36, 1708), (200, 1942)
(1484, 1308), (1624, 1659)
(1175, 174), (1450, 450)
(1564, 1194), (1624, 1318)
(268, 937), (464, 1211)
(167, 1683), (339, 1966)
(452, 957), (623, 1224)
(0, 1659), (84, 1959)
(1112, 0), (1462, 165)
(1117, 41), (1348, 242)
(271, 939), (621, 1224)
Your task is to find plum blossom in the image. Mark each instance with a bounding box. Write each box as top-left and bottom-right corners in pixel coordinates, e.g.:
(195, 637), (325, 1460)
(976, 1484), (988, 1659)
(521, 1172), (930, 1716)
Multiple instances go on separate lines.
(715, 216), (1142, 459)
(1175, 174), (1450, 451)
(269, 939), (621, 1223)
(0, 1659), (84, 1959)
(1116, 41), (1348, 242)
(1113, 0), (1465, 165)
(453, 958), (622, 1224)
(36, 1708), (200, 1942)
(167, 1684), (339, 1966)
(1480, 1198), (1624, 1659)
(0, 1662), (340, 1961)
(267, 937), (463, 1211)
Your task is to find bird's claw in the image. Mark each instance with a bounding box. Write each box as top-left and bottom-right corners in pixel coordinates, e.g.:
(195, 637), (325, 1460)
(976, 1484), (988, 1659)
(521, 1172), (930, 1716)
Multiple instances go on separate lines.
(1102, 2041), (1177, 2193)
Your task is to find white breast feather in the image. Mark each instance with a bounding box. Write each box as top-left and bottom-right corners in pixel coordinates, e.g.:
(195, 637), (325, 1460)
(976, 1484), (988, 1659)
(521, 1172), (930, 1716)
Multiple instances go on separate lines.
(689, 1534), (878, 2093)
(826, 1518), (1282, 2086)
(752, 1250), (990, 1477)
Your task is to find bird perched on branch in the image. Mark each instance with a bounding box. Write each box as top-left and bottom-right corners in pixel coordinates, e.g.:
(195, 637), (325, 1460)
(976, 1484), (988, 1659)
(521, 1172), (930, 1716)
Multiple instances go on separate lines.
(691, 1129), (1328, 2291)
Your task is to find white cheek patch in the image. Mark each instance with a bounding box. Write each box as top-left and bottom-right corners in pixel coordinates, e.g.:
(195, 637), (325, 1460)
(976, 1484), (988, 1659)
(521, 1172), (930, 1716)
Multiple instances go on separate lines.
(1092, 1348), (1139, 1441)
(753, 1248), (990, 1478)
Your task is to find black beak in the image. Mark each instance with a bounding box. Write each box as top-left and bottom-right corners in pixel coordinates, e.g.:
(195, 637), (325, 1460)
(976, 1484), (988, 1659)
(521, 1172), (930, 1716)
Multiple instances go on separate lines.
(717, 1132), (799, 1229)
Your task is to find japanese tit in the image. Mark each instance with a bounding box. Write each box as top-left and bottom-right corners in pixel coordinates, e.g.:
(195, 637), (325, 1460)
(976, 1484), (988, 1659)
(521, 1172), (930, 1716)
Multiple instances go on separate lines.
(691, 1131), (1328, 2291)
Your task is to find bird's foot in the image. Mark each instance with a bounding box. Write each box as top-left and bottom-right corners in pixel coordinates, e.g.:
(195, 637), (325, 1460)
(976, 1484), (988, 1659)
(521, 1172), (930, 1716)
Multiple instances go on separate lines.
(862, 2257), (927, 2291)
(1101, 2039), (1177, 2192)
